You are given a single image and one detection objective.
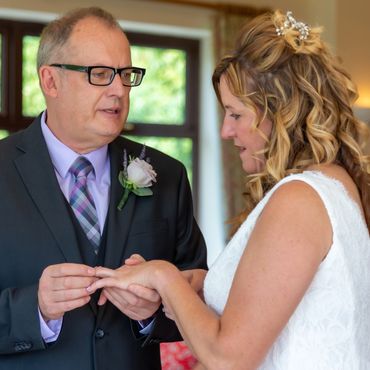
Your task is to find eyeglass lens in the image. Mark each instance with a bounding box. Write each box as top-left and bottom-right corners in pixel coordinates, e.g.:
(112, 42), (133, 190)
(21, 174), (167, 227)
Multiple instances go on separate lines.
(89, 67), (142, 86)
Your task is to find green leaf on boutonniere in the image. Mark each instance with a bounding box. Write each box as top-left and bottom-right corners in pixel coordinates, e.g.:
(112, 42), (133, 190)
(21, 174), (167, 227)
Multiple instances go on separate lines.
(117, 146), (157, 211)
(132, 187), (153, 196)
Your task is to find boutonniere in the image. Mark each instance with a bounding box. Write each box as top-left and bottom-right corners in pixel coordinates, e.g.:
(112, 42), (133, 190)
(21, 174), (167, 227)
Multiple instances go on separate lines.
(117, 145), (157, 211)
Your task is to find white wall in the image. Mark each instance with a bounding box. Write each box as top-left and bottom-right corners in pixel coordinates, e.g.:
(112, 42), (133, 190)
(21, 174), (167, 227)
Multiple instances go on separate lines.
(337, 0), (370, 108)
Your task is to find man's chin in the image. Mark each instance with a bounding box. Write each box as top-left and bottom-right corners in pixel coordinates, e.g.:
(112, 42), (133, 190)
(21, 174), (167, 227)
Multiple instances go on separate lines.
(100, 121), (125, 137)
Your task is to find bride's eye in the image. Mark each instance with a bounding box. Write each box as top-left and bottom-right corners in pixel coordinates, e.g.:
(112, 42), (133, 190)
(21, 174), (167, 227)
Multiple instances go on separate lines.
(230, 113), (241, 120)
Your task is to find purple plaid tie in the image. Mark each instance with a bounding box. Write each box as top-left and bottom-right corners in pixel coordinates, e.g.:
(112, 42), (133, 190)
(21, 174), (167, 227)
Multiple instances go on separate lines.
(69, 156), (101, 253)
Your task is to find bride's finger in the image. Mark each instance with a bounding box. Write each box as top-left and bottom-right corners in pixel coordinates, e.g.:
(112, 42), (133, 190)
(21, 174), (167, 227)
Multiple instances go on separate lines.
(94, 266), (116, 278)
(87, 277), (120, 293)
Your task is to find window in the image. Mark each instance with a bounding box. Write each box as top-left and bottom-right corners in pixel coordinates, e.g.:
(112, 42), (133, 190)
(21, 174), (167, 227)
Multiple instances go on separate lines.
(22, 34), (45, 117)
(125, 32), (199, 190)
(0, 19), (200, 204)
(0, 20), (44, 131)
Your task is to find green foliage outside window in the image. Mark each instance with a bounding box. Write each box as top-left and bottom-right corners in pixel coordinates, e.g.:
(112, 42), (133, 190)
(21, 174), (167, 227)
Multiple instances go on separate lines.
(22, 35), (45, 116)
(125, 135), (193, 185)
(0, 130), (9, 139)
(129, 46), (186, 125)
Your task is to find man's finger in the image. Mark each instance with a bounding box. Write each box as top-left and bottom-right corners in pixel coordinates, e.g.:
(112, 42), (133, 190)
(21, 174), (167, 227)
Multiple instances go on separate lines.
(125, 254), (146, 265)
(52, 276), (98, 291)
(51, 287), (94, 303)
(127, 284), (160, 303)
(45, 263), (95, 278)
(98, 290), (108, 306)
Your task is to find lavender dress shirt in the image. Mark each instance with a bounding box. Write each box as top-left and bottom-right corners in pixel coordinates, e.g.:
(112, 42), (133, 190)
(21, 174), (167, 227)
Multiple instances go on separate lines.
(39, 111), (110, 342)
(38, 112), (152, 342)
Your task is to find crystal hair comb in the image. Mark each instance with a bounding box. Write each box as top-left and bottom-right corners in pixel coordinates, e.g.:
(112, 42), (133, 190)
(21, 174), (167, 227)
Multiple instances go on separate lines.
(276, 11), (310, 40)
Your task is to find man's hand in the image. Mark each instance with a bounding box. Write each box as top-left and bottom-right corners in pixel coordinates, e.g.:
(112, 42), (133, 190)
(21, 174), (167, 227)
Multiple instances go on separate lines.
(161, 269), (207, 320)
(98, 284), (161, 320)
(38, 263), (96, 321)
(97, 254), (161, 320)
(181, 269), (207, 299)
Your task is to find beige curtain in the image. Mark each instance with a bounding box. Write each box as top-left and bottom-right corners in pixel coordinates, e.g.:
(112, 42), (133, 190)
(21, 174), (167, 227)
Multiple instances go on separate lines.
(213, 11), (259, 238)
(145, 0), (268, 239)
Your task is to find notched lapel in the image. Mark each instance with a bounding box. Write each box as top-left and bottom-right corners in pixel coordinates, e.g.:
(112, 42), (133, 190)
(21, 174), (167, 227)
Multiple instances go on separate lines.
(14, 120), (83, 263)
(103, 139), (137, 269)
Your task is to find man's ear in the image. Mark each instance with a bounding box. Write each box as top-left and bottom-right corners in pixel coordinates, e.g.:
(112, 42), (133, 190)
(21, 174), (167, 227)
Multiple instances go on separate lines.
(39, 66), (59, 98)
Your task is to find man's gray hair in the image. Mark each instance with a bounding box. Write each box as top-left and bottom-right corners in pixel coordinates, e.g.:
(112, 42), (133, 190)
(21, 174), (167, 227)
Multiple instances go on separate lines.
(37, 7), (123, 69)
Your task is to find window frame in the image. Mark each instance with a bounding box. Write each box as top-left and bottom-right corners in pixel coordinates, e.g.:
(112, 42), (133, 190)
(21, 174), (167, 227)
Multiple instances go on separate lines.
(0, 19), (43, 130)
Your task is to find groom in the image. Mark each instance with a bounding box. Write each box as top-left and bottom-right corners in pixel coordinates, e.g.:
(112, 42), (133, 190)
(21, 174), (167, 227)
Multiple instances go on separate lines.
(0, 7), (206, 370)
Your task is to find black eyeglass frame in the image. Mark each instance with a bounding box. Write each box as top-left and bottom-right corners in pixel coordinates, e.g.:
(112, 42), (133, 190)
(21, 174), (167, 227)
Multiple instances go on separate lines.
(49, 64), (146, 87)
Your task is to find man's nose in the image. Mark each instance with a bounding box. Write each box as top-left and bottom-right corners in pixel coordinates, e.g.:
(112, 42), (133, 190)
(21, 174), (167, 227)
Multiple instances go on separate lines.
(108, 73), (127, 96)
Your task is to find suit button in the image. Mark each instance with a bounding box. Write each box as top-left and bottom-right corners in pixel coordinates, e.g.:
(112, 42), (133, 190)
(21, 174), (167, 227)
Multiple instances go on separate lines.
(95, 328), (105, 339)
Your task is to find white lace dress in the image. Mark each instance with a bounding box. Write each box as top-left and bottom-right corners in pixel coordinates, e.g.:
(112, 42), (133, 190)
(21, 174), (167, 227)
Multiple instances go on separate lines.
(204, 171), (370, 369)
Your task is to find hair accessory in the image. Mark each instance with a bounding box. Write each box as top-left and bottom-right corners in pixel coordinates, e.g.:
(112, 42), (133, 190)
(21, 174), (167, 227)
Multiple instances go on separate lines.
(276, 11), (310, 40)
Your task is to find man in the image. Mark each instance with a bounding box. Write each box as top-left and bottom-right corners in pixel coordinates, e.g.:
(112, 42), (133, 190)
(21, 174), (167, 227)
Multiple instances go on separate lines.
(0, 7), (206, 370)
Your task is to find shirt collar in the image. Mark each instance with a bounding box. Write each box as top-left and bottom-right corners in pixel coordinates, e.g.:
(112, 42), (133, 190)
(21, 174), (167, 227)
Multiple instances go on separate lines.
(40, 111), (109, 181)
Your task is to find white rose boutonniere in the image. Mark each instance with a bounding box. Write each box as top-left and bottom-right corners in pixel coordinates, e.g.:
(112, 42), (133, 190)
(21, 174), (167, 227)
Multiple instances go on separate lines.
(117, 145), (157, 211)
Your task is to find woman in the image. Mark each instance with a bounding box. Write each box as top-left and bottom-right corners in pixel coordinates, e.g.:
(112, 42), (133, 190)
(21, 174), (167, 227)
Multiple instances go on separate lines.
(89, 10), (370, 369)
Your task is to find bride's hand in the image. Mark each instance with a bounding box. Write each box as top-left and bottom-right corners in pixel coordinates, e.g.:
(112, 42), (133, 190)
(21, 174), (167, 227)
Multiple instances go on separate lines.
(97, 254), (154, 306)
(88, 261), (165, 320)
(88, 260), (172, 293)
(122, 254), (162, 306)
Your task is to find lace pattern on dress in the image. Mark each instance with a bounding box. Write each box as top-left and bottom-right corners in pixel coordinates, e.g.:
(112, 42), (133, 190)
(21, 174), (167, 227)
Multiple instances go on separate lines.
(204, 171), (370, 369)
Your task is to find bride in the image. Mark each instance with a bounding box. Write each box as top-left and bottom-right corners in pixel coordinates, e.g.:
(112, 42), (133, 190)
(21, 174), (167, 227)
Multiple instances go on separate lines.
(88, 10), (370, 369)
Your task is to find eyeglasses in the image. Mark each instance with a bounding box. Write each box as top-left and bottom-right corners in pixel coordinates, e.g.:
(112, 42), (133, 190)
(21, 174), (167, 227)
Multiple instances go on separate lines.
(50, 64), (146, 87)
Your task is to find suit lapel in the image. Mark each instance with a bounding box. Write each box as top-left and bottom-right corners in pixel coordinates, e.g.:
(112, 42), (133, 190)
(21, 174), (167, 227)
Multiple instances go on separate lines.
(14, 118), (83, 263)
(97, 139), (138, 321)
(103, 138), (137, 269)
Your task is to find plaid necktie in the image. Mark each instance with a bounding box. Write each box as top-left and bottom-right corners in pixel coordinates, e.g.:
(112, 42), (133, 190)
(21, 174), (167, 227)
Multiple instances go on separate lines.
(69, 156), (101, 253)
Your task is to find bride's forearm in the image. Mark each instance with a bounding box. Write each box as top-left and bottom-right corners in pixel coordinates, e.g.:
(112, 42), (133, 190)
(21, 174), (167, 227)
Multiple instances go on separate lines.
(153, 263), (224, 369)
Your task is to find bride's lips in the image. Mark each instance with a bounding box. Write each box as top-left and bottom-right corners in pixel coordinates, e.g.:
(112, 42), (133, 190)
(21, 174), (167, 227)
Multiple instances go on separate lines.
(235, 145), (246, 153)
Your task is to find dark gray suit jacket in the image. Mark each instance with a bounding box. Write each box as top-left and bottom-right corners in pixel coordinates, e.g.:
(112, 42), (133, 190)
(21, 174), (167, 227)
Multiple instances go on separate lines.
(0, 116), (207, 370)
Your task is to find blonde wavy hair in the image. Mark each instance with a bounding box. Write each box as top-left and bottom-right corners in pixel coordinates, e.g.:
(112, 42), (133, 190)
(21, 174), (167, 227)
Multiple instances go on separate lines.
(212, 10), (370, 233)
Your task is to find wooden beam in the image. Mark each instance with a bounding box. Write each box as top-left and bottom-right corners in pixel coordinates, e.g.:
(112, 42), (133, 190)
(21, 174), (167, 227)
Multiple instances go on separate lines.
(146, 0), (270, 16)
